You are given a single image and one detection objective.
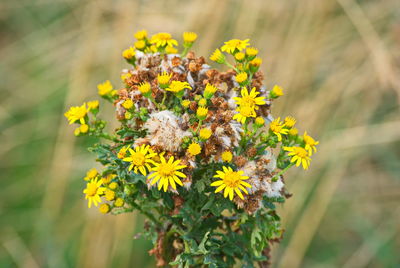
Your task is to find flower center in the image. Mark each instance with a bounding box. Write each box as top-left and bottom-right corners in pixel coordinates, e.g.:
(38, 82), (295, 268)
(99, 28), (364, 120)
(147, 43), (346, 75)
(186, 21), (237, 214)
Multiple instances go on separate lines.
(239, 106), (253, 117)
(131, 152), (145, 166)
(223, 171), (242, 188)
(294, 147), (308, 158)
(241, 96), (255, 107)
(158, 163), (175, 177)
(86, 184), (98, 196)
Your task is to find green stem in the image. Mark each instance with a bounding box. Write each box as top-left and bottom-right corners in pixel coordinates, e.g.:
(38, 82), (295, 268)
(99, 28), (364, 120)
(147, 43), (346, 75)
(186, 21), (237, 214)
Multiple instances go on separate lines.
(130, 201), (161, 225)
(161, 91), (167, 107)
(196, 120), (203, 133)
(272, 163), (294, 182)
(223, 61), (239, 73)
(98, 132), (119, 143)
(180, 44), (192, 57)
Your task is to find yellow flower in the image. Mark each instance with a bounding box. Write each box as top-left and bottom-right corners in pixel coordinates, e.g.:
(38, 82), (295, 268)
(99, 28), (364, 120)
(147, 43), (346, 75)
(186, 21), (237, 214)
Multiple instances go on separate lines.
(235, 72), (248, 84)
(211, 166), (250, 200)
(234, 52), (245, 61)
(269, 117), (289, 141)
(74, 127), (80, 136)
(221, 151), (233, 163)
(79, 124), (89, 133)
(102, 174), (116, 185)
(204, 83), (218, 99)
(84, 168), (98, 181)
(196, 107), (208, 120)
(233, 87), (266, 109)
(255, 116), (265, 127)
(284, 146), (311, 170)
(97, 80), (113, 96)
(122, 99), (134, 109)
(87, 100), (99, 110)
(233, 105), (256, 124)
(157, 72), (172, 87)
(99, 203), (110, 214)
(114, 198), (124, 207)
(198, 98), (207, 107)
(117, 145), (130, 159)
(303, 131), (319, 155)
(166, 81), (191, 94)
(210, 48), (225, 64)
(83, 178), (106, 208)
(122, 46), (135, 59)
(135, 40), (146, 50)
(109, 182), (118, 190)
(123, 144), (157, 176)
(148, 155), (187, 192)
(199, 128), (212, 140)
(105, 189), (116, 201)
(246, 47), (258, 57)
(138, 82), (151, 96)
(125, 111), (132, 120)
(165, 46), (178, 54)
(134, 29), (147, 40)
(289, 127), (298, 136)
(183, 32), (198, 43)
(221, 39), (250, 54)
(64, 103), (88, 124)
(270, 85), (283, 98)
(181, 100), (191, 108)
(150, 32), (178, 48)
(249, 58), (262, 72)
(284, 116), (296, 128)
(187, 142), (201, 156)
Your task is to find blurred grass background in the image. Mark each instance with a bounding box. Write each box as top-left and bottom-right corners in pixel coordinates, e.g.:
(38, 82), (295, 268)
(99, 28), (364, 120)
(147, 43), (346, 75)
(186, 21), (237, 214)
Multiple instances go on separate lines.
(1, 0), (400, 267)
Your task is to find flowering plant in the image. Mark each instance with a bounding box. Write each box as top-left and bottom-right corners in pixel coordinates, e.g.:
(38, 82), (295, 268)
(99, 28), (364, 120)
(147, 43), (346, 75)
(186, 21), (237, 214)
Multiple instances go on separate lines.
(65, 30), (319, 267)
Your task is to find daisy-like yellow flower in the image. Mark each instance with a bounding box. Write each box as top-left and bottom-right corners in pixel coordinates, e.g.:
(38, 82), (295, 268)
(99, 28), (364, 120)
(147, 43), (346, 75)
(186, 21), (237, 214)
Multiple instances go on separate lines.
(255, 116), (265, 127)
(289, 127), (299, 136)
(196, 107), (208, 120)
(138, 82), (151, 96)
(99, 203), (110, 214)
(246, 47), (258, 57)
(84, 168), (98, 181)
(210, 48), (226, 64)
(122, 46), (135, 59)
(284, 116), (296, 128)
(235, 72), (248, 85)
(211, 166), (250, 200)
(234, 52), (245, 61)
(134, 29), (147, 40)
(269, 117), (289, 141)
(79, 124), (89, 133)
(102, 174), (116, 185)
(135, 40), (146, 50)
(166, 80), (191, 94)
(117, 145), (130, 159)
(148, 155), (187, 192)
(83, 178), (106, 208)
(303, 131), (319, 155)
(64, 103), (88, 124)
(150, 32), (178, 48)
(122, 99), (134, 109)
(204, 83), (218, 99)
(87, 100), (99, 110)
(97, 80), (113, 96)
(157, 72), (172, 88)
(221, 151), (233, 163)
(187, 142), (201, 156)
(270, 85), (283, 98)
(181, 99), (191, 108)
(221, 39), (250, 54)
(123, 144), (157, 176)
(183, 32), (198, 44)
(233, 87), (266, 109)
(283, 146), (311, 170)
(233, 105), (256, 124)
(199, 128), (212, 140)
(120, 72), (131, 82)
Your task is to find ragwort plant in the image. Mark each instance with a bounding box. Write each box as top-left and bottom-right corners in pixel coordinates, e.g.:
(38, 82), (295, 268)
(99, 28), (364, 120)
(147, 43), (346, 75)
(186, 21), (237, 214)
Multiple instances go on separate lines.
(65, 30), (319, 267)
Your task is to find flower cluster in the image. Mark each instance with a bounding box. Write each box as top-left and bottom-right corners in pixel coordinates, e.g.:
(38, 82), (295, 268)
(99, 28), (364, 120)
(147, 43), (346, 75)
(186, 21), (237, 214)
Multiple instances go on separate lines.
(65, 30), (319, 267)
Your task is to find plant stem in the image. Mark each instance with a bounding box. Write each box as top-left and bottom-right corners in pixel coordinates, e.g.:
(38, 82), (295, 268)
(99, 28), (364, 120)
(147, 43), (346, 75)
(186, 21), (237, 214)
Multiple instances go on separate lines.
(272, 163), (294, 182)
